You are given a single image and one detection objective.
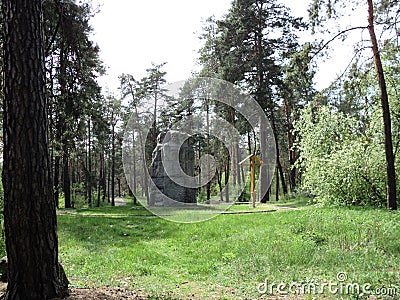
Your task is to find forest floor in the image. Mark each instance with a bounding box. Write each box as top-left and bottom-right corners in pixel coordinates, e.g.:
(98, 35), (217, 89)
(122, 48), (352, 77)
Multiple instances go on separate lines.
(0, 283), (143, 299)
(0, 282), (310, 299)
(54, 198), (400, 299)
(2, 198), (399, 299)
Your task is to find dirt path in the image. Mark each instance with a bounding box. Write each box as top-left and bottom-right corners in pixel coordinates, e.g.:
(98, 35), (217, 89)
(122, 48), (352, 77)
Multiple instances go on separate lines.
(0, 283), (306, 299)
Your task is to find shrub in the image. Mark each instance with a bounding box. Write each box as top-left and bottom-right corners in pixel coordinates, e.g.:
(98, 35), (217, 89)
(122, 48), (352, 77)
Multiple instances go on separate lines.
(294, 106), (387, 206)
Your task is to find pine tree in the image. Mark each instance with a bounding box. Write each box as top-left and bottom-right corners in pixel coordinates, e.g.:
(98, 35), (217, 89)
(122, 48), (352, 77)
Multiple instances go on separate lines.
(199, 0), (305, 201)
(2, 0), (69, 298)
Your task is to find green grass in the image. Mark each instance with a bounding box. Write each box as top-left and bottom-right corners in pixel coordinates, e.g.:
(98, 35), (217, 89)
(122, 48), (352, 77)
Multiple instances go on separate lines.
(57, 200), (400, 299)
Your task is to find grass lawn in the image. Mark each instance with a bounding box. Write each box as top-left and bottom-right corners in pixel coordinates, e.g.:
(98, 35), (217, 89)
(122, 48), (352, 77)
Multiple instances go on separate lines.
(57, 199), (400, 299)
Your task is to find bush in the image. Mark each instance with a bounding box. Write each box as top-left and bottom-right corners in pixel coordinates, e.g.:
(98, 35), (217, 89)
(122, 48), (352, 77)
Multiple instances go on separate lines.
(294, 106), (388, 206)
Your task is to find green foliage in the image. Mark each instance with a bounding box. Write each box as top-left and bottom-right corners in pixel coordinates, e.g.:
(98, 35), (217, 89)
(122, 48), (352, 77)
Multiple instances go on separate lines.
(295, 105), (388, 206)
(199, 0), (305, 107)
(296, 37), (400, 207)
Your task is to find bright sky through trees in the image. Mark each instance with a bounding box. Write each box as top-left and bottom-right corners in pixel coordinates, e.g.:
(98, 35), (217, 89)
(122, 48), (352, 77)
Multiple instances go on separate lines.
(90, 0), (355, 92)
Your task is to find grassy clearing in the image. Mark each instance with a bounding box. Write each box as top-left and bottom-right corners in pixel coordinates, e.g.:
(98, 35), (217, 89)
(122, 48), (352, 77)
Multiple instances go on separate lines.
(57, 199), (400, 299)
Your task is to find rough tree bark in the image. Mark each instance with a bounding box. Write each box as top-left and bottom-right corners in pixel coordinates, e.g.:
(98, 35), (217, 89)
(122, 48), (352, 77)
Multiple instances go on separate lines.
(367, 0), (397, 210)
(1, 0), (70, 299)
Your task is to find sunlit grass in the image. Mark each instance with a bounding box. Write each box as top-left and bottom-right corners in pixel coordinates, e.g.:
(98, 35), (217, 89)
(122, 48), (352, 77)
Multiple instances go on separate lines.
(57, 199), (400, 299)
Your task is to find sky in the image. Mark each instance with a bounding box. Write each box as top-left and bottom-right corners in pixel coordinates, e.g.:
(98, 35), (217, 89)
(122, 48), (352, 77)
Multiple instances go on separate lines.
(89, 0), (359, 94)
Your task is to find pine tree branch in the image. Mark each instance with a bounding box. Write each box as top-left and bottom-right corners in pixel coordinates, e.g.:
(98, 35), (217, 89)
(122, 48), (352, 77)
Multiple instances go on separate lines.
(312, 26), (369, 59)
(323, 45), (372, 90)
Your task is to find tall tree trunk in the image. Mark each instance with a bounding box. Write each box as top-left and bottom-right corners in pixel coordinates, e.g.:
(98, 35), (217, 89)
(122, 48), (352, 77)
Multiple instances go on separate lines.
(2, 0), (69, 298)
(271, 115), (288, 196)
(247, 131), (252, 155)
(216, 168), (224, 202)
(70, 156), (76, 205)
(111, 127), (115, 207)
(284, 98), (296, 192)
(206, 101), (211, 201)
(107, 156), (111, 203)
(101, 151), (107, 203)
(132, 131), (137, 205)
(97, 150), (104, 207)
(87, 119), (92, 207)
(53, 155), (61, 208)
(259, 118), (270, 203)
(117, 178), (121, 197)
(231, 144), (237, 187)
(228, 106), (237, 187)
(256, 1), (271, 203)
(225, 159), (230, 203)
(53, 120), (62, 208)
(367, 0), (397, 210)
(236, 143), (242, 187)
(275, 166), (280, 201)
(151, 87), (158, 155)
(127, 81), (149, 203)
(63, 150), (71, 208)
(278, 157), (287, 196)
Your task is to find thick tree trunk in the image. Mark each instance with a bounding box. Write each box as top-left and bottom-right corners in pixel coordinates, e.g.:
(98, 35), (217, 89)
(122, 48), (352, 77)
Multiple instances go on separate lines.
(2, 0), (69, 298)
(367, 0), (397, 210)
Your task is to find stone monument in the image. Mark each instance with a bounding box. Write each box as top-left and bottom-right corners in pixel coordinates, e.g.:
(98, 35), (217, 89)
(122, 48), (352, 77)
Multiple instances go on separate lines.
(149, 131), (196, 206)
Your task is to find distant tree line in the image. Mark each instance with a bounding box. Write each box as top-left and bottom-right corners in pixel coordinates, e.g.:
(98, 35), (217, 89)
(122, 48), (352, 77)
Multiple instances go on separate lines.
(195, 0), (400, 209)
(0, 0), (399, 213)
